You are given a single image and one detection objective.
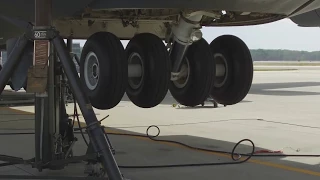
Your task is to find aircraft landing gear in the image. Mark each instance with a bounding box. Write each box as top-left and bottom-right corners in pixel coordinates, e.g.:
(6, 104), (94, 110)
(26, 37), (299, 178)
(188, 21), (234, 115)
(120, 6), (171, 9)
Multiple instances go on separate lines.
(80, 32), (170, 109)
(168, 13), (215, 107)
(125, 33), (170, 108)
(209, 35), (253, 105)
(80, 32), (127, 110)
(79, 11), (253, 109)
(167, 12), (253, 106)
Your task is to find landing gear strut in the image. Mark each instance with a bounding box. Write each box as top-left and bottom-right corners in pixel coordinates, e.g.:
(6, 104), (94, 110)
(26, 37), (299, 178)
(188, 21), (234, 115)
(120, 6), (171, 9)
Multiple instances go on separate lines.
(168, 12), (215, 107)
(168, 12), (253, 107)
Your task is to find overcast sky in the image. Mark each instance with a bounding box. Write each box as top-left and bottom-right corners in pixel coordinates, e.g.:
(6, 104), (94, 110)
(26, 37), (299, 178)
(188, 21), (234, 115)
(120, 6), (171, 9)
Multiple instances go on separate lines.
(74, 18), (320, 52)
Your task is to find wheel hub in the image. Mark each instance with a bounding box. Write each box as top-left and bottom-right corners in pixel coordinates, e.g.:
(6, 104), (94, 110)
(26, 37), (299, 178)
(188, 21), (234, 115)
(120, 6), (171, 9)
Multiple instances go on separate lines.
(214, 53), (228, 88)
(92, 64), (99, 79)
(128, 52), (144, 90)
(84, 52), (100, 90)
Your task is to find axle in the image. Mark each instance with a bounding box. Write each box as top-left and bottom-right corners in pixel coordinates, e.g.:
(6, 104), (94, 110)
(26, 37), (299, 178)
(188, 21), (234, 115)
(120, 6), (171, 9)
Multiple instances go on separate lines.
(127, 63), (225, 78)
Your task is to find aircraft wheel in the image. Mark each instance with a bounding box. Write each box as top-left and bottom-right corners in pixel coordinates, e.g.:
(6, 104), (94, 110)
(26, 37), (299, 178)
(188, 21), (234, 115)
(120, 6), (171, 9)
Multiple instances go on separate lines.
(209, 35), (253, 105)
(0, 65), (12, 87)
(8, 77), (27, 92)
(80, 32), (127, 109)
(23, 80), (27, 91)
(169, 38), (215, 107)
(9, 81), (15, 91)
(125, 33), (170, 108)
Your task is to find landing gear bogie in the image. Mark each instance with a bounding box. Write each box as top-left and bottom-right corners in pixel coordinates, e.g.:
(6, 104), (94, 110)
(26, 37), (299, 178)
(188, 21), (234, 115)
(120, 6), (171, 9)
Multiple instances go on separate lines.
(168, 13), (215, 107)
(78, 12), (253, 109)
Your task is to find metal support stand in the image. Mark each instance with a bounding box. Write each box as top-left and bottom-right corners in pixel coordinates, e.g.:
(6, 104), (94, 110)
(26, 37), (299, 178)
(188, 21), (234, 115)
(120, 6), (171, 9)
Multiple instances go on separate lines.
(32, 0), (54, 170)
(0, 0), (124, 179)
(52, 35), (123, 180)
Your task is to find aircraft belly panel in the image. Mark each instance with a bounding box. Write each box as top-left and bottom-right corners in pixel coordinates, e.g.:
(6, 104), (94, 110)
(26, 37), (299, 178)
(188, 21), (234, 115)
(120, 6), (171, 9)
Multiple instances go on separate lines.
(1, 0), (317, 18)
(289, 0), (320, 17)
(1, 0), (320, 45)
(0, 0), (93, 22)
(290, 8), (320, 27)
(1, 0), (320, 25)
(90, 0), (312, 15)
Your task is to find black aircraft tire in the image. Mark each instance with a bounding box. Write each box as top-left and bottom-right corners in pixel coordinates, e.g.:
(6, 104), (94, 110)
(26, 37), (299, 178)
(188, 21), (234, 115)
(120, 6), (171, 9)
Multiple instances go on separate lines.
(9, 81), (14, 91)
(169, 38), (215, 107)
(209, 35), (253, 105)
(23, 80), (27, 91)
(0, 65), (15, 91)
(125, 33), (170, 108)
(80, 32), (127, 109)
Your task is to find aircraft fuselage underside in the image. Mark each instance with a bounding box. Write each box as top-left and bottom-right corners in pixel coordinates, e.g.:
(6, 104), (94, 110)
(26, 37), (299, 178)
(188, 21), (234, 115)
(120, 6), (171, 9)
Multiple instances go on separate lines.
(1, 0), (320, 109)
(1, 0), (320, 44)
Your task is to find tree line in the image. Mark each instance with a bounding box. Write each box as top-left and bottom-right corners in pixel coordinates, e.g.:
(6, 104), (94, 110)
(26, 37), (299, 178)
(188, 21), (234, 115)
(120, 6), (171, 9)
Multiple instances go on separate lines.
(250, 49), (320, 61)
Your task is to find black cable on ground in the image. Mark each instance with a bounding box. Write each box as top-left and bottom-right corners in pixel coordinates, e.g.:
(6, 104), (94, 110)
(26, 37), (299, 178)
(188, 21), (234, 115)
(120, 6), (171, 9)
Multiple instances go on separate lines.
(2, 96), (320, 169)
(0, 132), (33, 135)
(0, 124), (319, 169)
(117, 129), (255, 168)
(0, 175), (107, 179)
(106, 125), (320, 169)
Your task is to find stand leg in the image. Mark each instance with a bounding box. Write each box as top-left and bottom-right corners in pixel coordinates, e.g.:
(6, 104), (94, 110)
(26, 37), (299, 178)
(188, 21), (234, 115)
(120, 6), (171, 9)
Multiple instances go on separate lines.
(34, 92), (50, 169)
(33, 0), (52, 169)
(60, 39), (71, 128)
(0, 36), (28, 94)
(52, 35), (123, 180)
(34, 42), (53, 169)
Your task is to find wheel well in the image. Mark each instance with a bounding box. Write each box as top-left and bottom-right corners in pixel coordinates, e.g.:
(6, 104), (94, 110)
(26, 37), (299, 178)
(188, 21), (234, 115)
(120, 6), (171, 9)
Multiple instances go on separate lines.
(54, 9), (284, 40)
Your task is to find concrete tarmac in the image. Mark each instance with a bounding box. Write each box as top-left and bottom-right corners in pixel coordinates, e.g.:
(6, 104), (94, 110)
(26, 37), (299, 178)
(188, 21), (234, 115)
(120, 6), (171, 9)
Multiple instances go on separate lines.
(2, 69), (320, 179)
